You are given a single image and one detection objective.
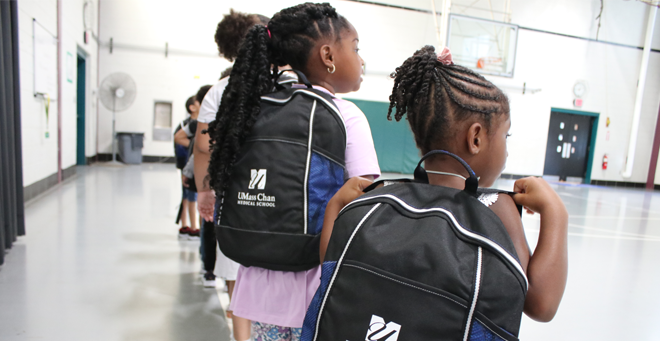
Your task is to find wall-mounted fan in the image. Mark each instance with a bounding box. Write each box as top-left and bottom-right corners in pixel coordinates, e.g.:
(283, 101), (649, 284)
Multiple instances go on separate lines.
(99, 72), (137, 163)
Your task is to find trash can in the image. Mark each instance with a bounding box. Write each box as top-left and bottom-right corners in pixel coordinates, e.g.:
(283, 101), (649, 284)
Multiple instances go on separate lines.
(116, 132), (144, 164)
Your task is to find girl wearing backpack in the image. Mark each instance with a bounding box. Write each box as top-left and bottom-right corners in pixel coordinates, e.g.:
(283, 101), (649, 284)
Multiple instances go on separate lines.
(193, 10), (270, 341)
(314, 46), (568, 339)
(206, 3), (380, 341)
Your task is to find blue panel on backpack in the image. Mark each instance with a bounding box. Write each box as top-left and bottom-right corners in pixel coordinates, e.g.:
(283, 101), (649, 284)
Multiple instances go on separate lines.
(301, 261), (337, 341)
(307, 153), (344, 235)
(469, 319), (508, 341)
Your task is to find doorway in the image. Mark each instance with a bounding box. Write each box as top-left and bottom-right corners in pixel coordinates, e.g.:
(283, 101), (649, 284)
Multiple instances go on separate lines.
(76, 53), (86, 165)
(543, 108), (599, 183)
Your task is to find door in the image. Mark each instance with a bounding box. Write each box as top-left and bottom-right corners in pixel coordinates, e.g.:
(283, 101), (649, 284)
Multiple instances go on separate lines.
(76, 55), (86, 165)
(543, 111), (594, 181)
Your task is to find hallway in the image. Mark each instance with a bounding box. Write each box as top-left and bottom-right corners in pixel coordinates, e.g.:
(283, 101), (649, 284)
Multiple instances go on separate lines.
(1, 164), (660, 340)
(0, 164), (230, 341)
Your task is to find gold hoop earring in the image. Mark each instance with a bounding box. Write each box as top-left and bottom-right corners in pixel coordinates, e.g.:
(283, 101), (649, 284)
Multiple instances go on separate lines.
(327, 64), (336, 74)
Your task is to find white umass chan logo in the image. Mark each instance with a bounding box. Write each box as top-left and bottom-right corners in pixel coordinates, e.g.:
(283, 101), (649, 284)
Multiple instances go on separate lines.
(248, 169), (267, 190)
(365, 315), (401, 341)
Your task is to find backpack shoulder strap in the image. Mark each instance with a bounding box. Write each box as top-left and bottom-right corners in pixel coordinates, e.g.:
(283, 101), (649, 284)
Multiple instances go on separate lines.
(363, 178), (414, 193)
(261, 87), (346, 138)
(477, 188), (522, 217)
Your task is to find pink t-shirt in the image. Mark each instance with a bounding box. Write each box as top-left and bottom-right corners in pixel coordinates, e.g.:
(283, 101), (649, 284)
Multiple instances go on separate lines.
(229, 85), (381, 328)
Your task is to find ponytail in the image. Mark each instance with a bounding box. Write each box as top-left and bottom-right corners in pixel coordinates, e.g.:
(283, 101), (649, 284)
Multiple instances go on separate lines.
(207, 25), (273, 195)
(208, 3), (350, 197)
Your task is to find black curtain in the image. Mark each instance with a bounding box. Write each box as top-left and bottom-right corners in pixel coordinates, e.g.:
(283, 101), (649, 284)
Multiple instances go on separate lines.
(0, 0), (25, 265)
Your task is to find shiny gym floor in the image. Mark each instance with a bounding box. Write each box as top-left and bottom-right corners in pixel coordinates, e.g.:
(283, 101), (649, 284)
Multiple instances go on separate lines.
(1, 163), (659, 340)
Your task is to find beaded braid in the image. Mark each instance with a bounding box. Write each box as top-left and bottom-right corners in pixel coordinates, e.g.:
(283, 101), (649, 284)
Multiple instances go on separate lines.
(207, 3), (350, 197)
(388, 45), (509, 153)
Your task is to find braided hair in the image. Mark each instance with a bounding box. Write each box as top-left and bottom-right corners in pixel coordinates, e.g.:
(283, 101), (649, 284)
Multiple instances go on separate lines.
(207, 3), (350, 195)
(388, 45), (509, 154)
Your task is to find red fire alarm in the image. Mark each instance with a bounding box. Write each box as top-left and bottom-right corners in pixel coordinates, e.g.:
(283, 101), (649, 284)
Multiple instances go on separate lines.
(573, 98), (583, 107)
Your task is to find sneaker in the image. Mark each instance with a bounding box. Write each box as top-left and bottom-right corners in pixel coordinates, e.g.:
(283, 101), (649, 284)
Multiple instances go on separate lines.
(203, 272), (216, 288)
(187, 228), (200, 240)
(178, 227), (190, 239)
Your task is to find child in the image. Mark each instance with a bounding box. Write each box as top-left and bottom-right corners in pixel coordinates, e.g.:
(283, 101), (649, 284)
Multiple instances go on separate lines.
(174, 95), (200, 239)
(193, 9), (270, 341)
(206, 3), (380, 341)
(321, 46), (568, 326)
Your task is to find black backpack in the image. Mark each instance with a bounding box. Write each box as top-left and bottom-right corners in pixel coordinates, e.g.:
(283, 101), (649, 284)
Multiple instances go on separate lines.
(174, 118), (189, 169)
(215, 72), (347, 272)
(302, 151), (528, 341)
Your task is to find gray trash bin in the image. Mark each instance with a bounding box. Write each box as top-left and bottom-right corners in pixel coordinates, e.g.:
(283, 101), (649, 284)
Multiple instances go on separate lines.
(117, 132), (144, 164)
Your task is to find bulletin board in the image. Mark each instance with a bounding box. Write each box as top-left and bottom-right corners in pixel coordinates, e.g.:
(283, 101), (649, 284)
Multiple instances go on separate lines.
(33, 19), (58, 99)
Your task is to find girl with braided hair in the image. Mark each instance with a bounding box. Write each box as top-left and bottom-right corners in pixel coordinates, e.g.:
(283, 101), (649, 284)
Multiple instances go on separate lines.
(193, 9), (270, 341)
(204, 3), (380, 340)
(387, 46), (567, 322)
(321, 46), (568, 328)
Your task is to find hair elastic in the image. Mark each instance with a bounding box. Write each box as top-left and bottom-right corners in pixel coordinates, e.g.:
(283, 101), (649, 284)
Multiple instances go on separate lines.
(437, 46), (453, 65)
(265, 25), (272, 39)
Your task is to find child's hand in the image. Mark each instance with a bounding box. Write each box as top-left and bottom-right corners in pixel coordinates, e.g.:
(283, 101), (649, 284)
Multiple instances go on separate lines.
(512, 177), (566, 216)
(182, 175), (190, 188)
(513, 177), (568, 322)
(197, 190), (216, 222)
(329, 177), (374, 209)
(320, 176), (374, 262)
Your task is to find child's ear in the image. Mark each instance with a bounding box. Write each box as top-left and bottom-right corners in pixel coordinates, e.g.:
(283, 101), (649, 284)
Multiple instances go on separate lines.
(319, 44), (335, 69)
(467, 122), (483, 155)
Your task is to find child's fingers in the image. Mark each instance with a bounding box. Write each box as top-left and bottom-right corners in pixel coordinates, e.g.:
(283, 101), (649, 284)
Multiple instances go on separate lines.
(513, 177), (532, 194)
(200, 205), (214, 222)
(512, 192), (527, 206)
(202, 213), (213, 222)
(512, 192), (535, 211)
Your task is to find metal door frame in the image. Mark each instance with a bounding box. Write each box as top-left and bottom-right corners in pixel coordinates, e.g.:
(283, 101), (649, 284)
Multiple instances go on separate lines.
(550, 108), (599, 184)
(76, 50), (86, 165)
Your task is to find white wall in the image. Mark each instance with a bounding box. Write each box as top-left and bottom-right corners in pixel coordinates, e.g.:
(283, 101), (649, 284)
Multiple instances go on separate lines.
(61, 0), (100, 168)
(97, 0), (323, 157)
(342, 0), (660, 183)
(503, 0), (660, 184)
(17, 0), (58, 187)
(18, 0), (99, 187)
(96, 0), (660, 183)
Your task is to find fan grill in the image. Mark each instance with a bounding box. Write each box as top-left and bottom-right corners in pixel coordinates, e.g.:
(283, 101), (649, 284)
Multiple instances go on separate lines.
(100, 72), (137, 112)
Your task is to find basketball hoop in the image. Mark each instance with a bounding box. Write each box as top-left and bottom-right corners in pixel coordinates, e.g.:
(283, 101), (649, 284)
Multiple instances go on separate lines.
(476, 57), (503, 70)
(638, 0), (659, 7)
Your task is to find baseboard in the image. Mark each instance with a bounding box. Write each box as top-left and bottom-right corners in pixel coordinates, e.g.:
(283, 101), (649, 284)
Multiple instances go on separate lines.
(23, 165), (77, 202)
(62, 165), (76, 181)
(501, 174), (650, 189)
(499, 173), (531, 180)
(143, 155), (175, 163)
(94, 153), (175, 164)
(95, 153), (116, 162)
(590, 179), (646, 188)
